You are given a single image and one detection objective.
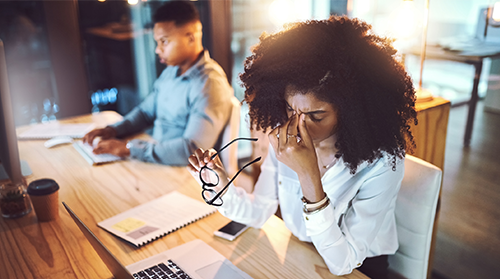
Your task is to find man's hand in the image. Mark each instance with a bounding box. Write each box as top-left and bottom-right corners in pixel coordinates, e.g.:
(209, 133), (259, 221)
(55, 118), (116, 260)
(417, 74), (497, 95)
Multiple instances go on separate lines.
(92, 139), (130, 157)
(82, 126), (117, 145)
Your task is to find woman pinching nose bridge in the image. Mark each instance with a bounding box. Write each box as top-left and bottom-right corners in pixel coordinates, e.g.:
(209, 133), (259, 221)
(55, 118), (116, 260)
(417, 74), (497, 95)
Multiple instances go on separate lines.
(188, 15), (416, 279)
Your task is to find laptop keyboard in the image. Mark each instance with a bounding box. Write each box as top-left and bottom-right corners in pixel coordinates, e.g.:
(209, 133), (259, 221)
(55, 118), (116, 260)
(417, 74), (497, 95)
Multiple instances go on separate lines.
(132, 260), (192, 279)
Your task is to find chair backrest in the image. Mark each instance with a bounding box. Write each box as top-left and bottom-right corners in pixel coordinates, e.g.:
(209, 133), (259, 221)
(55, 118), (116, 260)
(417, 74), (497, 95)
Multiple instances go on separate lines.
(388, 154), (442, 279)
(219, 96), (241, 177)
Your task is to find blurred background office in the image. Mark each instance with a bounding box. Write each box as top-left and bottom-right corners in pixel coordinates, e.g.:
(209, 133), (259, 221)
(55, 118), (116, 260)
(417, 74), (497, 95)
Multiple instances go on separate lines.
(0, 1), (499, 279)
(0, 0), (497, 128)
(2, 0), (497, 141)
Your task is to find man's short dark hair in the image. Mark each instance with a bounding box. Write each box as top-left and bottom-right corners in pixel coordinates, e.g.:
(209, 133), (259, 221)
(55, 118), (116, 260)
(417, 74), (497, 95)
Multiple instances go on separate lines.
(153, 1), (200, 26)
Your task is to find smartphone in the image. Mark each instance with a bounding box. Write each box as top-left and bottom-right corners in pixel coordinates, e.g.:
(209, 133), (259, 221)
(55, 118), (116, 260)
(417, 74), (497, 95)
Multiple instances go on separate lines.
(214, 221), (249, 241)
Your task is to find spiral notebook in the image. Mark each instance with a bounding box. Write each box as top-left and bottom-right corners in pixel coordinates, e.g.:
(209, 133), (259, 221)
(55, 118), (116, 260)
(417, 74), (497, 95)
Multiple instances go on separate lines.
(97, 191), (216, 247)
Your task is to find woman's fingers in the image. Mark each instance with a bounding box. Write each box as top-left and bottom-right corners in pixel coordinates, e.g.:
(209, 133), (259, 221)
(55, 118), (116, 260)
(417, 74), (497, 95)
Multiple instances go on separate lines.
(190, 148), (206, 169)
(188, 147), (229, 188)
(268, 126), (279, 153)
(203, 149), (219, 168)
(269, 113), (301, 154)
(189, 147), (221, 170)
(269, 124), (286, 150)
(286, 113), (299, 140)
(297, 113), (311, 146)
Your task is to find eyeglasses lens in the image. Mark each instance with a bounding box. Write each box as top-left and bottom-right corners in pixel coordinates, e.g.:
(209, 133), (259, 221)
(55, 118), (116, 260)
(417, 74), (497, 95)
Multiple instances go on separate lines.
(200, 167), (219, 186)
(202, 189), (223, 206)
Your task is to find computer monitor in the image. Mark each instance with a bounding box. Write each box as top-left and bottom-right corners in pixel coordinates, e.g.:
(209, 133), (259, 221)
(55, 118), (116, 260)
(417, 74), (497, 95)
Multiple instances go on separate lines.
(0, 39), (31, 184)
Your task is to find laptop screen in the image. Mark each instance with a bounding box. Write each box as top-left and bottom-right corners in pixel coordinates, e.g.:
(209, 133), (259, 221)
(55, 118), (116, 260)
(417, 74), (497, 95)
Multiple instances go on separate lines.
(63, 202), (134, 279)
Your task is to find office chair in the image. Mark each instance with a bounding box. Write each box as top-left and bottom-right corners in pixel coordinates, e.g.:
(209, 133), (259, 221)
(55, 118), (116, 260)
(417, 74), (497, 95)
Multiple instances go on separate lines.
(388, 155), (442, 279)
(219, 96), (241, 178)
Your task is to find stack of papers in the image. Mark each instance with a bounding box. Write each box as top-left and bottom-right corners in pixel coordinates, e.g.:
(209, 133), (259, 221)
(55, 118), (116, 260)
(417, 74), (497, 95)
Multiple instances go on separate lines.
(438, 36), (500, 56)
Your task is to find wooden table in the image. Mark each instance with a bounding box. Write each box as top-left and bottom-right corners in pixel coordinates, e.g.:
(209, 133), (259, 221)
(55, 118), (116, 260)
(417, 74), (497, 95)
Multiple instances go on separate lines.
(404, 43), (500, 147)
(1, 111), (368, 279)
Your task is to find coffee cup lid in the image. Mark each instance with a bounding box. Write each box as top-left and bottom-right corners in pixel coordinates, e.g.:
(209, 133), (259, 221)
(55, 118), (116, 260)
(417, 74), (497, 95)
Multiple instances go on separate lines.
(27, 179), (59, 196)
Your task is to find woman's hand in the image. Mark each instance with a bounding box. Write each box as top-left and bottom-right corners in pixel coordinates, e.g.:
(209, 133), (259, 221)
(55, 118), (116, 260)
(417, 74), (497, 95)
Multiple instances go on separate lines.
(268, 113), (324, 202)
(187, 148), (229, 193)
(269, 113), (318, 177)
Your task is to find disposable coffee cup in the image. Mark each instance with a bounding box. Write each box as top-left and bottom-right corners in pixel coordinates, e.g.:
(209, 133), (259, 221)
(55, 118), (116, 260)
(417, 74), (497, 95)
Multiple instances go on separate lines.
(27, 179), (60, 222)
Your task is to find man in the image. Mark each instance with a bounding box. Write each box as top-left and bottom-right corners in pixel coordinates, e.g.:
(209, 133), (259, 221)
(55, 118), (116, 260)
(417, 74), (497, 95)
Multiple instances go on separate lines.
(83, 1), (234, 166)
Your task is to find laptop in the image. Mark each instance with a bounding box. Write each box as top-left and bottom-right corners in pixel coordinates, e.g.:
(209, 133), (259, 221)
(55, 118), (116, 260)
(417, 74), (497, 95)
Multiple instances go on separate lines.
(63, 202), (252, 279)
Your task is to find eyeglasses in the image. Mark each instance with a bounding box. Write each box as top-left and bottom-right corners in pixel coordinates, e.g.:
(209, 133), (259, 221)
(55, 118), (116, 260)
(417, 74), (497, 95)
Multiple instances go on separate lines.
(200, 138), (261, 206)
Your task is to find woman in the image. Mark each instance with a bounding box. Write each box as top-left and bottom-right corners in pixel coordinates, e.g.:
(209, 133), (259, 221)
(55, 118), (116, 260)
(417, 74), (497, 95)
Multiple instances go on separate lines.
(188, 16), (416, 278)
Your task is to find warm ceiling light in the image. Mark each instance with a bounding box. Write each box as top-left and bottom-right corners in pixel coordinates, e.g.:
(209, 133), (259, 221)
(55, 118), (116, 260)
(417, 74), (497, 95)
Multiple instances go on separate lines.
(391, 0), (418, 40)
(268, 0), (294, 28)
(128, 0), (139, 5)
(492, 2), (500, 21)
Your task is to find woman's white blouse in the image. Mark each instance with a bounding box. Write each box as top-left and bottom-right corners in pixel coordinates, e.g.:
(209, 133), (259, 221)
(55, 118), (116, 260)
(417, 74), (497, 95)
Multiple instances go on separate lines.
(218, 147), (404, 275)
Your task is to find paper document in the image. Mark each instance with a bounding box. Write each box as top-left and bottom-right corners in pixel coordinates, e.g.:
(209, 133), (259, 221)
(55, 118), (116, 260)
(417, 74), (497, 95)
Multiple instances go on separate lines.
(18, 123), (96, 139)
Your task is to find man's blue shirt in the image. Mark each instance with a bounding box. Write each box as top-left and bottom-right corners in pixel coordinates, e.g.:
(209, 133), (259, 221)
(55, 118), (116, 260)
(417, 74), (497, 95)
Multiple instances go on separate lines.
(110, 50), (234, 165)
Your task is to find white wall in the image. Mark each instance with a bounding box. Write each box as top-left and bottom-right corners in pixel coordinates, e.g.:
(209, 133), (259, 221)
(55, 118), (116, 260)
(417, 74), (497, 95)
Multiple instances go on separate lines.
(350, 0), (495, 104)
(351, 0), (492, 42)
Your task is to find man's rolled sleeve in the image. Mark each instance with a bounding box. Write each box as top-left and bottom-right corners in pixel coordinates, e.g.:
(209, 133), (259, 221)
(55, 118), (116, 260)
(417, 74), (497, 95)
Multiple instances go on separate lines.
(127, 137), (196, 166)
(109, 92), (157, 138)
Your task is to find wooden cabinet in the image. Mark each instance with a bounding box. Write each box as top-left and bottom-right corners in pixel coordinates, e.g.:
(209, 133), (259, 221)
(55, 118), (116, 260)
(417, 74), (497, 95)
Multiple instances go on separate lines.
(409, 96), (451, 279)
(410, 96), (451, 170)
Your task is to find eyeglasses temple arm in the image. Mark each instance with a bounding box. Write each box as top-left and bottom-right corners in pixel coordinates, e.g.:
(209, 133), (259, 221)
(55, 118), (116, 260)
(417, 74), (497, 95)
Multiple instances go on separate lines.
(210, 137), (258, 160)
(209, 156), (262, 203)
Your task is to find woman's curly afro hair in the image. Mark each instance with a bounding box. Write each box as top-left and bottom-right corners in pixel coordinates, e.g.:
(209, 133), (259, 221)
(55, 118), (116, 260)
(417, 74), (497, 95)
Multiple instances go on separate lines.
(240, 16), (417, 174)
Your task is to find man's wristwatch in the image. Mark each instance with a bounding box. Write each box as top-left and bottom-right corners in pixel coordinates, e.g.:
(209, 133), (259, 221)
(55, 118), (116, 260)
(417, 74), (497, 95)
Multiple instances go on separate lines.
(125, 141), (133, 156)
(125, 141), (133, 150)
